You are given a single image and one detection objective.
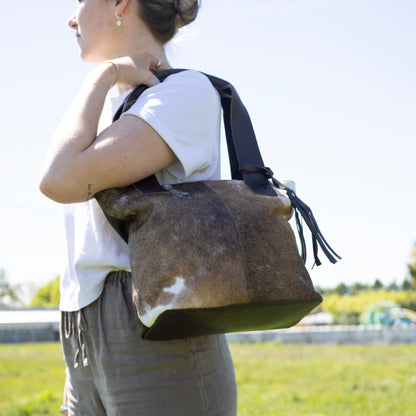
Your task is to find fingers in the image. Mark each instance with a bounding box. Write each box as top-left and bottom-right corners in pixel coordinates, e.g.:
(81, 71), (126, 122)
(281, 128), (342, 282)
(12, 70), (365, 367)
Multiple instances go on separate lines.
(145, 72), (160, 87)
(142, 55), (162, 87)
(144, 61), (160, 87)
(111, 54), (161, 88)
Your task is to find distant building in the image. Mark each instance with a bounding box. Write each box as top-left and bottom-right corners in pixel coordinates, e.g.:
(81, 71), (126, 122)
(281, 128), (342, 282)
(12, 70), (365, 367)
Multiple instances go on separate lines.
(0, 309), (60, 343)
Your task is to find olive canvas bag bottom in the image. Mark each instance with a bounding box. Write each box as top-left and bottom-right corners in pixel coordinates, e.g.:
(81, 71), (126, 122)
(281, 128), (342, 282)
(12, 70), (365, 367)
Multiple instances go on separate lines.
(95, 70), (340, 341)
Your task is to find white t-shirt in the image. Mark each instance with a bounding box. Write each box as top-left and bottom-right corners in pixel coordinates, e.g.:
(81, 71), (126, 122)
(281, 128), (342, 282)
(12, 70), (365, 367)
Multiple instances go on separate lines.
(59, 70), (222, 311)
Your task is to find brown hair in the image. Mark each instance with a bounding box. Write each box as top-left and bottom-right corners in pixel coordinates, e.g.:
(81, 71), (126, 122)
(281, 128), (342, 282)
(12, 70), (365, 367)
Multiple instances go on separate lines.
(137, 0), (200, 44)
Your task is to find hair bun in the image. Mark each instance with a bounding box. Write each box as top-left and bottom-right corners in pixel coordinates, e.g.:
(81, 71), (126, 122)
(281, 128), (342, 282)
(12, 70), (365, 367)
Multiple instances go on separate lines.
(138, 0), (200, 44)
(175, 0), (199, 29)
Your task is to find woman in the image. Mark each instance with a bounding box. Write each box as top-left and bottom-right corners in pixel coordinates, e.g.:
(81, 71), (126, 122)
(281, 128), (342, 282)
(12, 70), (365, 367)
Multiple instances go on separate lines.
(39, 0), (237, 415)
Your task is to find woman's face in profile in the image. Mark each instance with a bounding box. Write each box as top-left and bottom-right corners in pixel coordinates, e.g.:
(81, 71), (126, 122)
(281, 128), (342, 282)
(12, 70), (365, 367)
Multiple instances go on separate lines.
(68, 0), (118, 62)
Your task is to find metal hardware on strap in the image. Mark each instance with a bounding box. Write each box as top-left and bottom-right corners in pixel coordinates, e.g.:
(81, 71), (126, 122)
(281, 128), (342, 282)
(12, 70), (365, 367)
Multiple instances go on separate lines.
(239, 164), (274, 178)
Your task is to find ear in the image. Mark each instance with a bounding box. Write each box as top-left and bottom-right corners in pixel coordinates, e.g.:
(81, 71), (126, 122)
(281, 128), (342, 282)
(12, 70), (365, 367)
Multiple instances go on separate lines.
(114, 0), (131, 16)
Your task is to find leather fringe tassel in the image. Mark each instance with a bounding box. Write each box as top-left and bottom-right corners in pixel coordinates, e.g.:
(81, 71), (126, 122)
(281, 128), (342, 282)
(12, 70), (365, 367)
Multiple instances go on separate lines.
(242, 165), (341, 266)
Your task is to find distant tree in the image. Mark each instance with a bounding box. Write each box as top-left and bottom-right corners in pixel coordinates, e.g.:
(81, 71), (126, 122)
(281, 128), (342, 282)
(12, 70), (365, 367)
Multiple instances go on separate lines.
(402, 279), (413, 291)
(0, 269), (20, 306)
(387, 281), (400, 292)
(372, 279), (384, 291)
(407, 242), (416, 287)
(351, 282), (369, 295)
(334, 282), (349, 295)
(30, 276), (60, 307)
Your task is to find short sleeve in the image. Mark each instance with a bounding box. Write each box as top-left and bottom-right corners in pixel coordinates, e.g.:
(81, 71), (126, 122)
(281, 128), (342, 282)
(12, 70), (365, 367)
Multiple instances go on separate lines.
(121, 70), (222, 183)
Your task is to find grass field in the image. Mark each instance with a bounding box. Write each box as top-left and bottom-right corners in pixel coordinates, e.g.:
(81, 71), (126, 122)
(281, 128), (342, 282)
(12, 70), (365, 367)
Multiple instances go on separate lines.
(0, 342), (415, 415)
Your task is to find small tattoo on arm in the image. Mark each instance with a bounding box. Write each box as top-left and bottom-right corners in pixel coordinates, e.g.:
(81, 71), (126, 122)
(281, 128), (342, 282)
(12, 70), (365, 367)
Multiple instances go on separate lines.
(87, 184), (93, 201)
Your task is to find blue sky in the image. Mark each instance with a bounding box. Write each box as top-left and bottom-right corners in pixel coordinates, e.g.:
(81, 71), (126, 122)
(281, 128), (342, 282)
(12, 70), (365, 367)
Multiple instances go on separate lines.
(1, 0), (415, 290)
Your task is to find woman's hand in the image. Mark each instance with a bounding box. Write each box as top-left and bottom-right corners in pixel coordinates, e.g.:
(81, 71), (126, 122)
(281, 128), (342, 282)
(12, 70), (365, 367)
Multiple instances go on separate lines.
(90, 53), (161, 91)
(113, 53), (162, 89)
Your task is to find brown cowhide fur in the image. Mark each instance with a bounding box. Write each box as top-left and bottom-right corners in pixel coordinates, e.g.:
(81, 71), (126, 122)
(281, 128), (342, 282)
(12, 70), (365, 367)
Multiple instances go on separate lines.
(95, 180), (322, 339)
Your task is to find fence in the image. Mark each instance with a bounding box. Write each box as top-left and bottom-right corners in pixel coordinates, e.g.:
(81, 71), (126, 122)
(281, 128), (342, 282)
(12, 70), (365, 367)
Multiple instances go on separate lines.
(1, 310), (416, 344)
(226, 324), (416, 345)
(0, 309), (60, 343)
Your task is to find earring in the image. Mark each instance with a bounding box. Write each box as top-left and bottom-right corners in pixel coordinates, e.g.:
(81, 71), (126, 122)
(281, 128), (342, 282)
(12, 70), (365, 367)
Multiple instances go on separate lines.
(115, 10), (124, 27)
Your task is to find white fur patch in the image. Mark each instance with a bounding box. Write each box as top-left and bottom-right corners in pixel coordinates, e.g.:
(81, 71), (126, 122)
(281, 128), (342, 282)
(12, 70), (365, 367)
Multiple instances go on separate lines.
(163, 277), (186, 295)
(139, 302), (177, 327)
(138, 277), (187, 327)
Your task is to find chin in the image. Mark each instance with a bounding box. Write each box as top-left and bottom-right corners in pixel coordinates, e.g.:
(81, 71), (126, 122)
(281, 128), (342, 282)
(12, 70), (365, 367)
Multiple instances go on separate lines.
(80, 51), (100, 63)
(78, 46), (106, 63)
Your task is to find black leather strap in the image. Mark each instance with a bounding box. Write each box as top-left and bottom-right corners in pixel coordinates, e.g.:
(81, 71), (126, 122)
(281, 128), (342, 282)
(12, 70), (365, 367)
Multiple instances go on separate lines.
(113, 69), (275, 196)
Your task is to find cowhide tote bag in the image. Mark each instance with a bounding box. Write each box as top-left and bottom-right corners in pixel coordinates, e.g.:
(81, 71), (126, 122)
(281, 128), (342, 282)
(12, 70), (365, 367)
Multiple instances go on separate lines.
(95, 70), (340, 340)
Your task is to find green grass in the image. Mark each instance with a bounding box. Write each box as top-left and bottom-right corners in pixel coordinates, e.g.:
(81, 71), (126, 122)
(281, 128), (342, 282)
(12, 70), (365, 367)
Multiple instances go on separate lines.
(0, 343), (65, 416)
(230, 343), (416, 416)
(0, 342), (415, 415)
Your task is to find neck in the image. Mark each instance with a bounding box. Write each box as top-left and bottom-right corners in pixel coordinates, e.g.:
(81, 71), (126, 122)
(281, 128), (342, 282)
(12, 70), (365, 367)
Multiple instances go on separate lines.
(115, 25), (172, 95)
(116, 47), (171, 95)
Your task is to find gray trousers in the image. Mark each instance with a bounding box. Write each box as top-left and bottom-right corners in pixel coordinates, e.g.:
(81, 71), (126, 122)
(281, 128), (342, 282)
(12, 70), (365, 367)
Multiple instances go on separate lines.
(61, 271), (237, 416)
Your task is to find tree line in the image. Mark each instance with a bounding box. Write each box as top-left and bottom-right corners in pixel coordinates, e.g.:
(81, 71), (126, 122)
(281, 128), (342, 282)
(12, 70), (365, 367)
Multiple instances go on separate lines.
(318, 243), (416, 296)
(317, 277), (415, 297)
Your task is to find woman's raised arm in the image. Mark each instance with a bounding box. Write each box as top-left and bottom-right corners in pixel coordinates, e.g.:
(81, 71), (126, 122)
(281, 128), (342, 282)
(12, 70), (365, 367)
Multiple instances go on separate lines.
(39, 55), (175, 203)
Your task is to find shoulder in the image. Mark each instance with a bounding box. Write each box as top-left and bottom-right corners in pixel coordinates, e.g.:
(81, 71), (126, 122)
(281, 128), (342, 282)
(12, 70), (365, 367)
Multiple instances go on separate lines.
(165, 70), (220, 110)
(147, 70), (219, 107)
(164, 70), (216, 91)
(123, 70), (220, 122)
